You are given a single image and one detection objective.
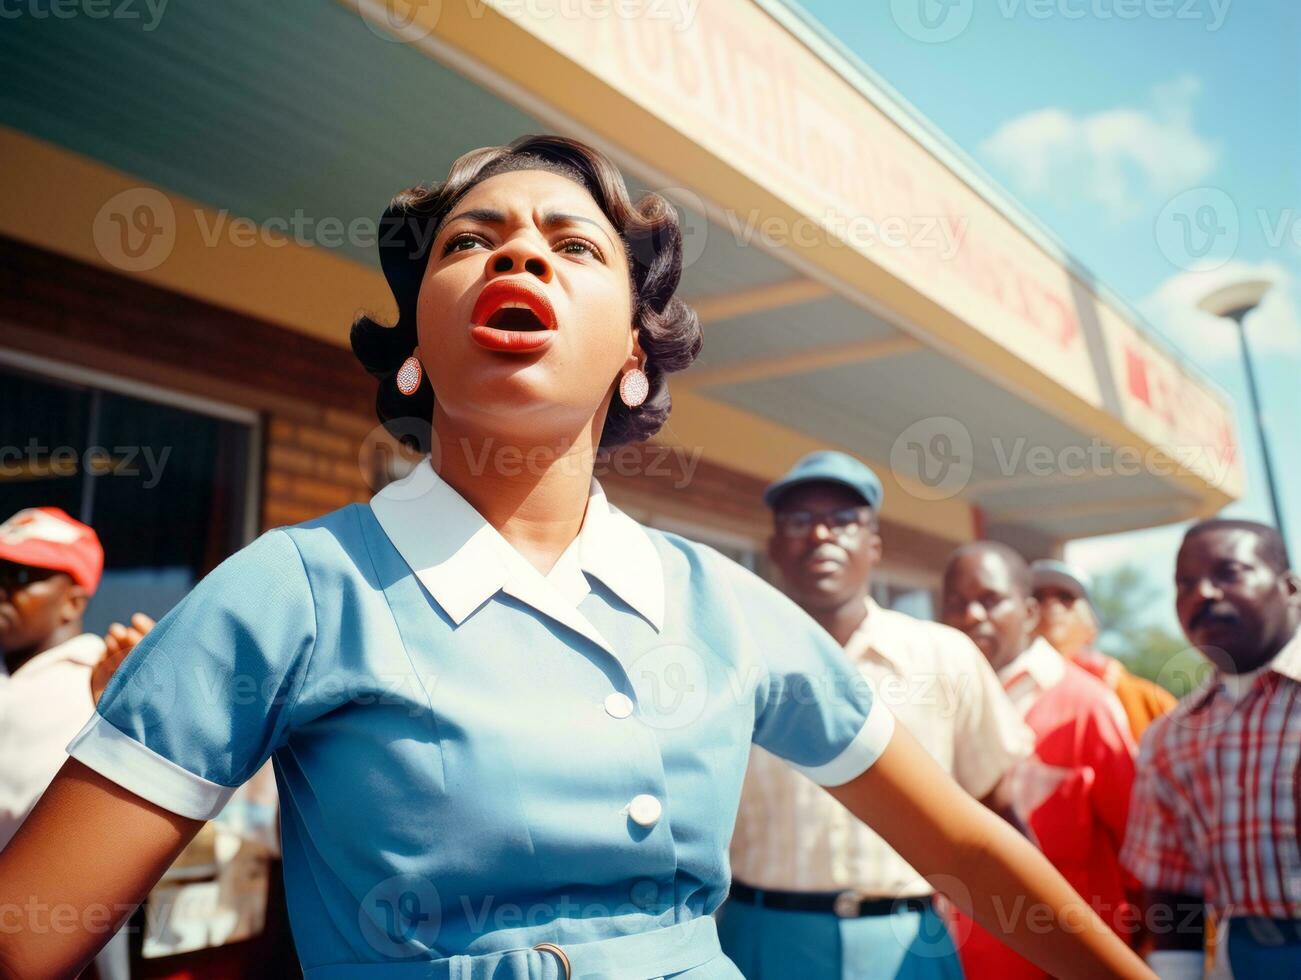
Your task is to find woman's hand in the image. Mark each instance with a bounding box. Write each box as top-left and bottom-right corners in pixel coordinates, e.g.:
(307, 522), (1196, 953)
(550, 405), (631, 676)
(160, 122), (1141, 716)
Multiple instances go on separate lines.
(828, 722), (1154, 979)
(91, 612), (155, 705)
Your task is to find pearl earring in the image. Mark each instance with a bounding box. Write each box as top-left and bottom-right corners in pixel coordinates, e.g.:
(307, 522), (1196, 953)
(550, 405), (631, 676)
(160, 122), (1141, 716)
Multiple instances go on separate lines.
(619, 365), (649, 408)
(395, 355), (423, 396)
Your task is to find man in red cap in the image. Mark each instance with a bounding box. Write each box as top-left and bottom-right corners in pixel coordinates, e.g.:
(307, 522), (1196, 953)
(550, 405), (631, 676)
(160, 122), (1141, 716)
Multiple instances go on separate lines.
(1, 506), (106, 840)
(0, 506), (152, 845)
(0, 507), (150, 980)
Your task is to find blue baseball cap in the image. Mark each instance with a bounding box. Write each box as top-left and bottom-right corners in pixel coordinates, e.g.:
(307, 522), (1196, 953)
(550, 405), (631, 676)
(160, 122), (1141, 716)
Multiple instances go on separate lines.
(762, 451), (884, 511)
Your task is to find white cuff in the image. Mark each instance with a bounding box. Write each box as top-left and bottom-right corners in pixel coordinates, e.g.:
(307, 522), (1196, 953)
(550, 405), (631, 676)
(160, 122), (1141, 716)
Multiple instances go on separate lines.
(67, 713), (236, 820)
(789, 701), (896, 787)
(1146, 950), (1205, 980)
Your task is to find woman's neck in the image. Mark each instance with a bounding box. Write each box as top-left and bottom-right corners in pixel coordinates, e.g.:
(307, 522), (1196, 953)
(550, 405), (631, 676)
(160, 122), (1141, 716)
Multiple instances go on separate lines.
(431, 419), (600, 577)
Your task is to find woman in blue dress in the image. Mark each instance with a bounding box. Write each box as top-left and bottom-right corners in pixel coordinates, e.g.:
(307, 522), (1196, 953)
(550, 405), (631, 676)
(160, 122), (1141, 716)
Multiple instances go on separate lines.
(0, 136), (1151, 980)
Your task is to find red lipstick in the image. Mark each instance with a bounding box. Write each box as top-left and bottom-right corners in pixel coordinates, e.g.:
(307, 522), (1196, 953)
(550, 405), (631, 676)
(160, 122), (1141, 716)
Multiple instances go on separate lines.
(469, 279), (558, 353)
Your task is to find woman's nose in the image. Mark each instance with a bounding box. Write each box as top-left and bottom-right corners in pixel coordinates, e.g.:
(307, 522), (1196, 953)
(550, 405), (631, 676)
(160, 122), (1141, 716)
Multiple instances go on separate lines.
(487, 236), (553, 283)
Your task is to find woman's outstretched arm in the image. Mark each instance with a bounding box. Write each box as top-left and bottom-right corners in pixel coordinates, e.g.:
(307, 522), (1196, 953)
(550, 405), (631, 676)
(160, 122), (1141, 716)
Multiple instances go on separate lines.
(829, 722), (1153, 980)
(0, 758), (203, 980)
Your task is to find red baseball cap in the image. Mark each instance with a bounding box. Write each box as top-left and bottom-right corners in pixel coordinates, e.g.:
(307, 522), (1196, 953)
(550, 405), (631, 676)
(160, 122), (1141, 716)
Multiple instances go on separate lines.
(0, 507), (104, 595)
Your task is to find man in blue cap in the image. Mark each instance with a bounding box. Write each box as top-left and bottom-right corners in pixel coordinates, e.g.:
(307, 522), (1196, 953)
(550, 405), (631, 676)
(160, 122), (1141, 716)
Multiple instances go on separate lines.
(719, 451), (1032, 980)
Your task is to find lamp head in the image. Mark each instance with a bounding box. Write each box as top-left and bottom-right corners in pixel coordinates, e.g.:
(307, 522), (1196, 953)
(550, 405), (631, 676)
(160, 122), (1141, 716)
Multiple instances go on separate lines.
(1196, 279), (1273, 321)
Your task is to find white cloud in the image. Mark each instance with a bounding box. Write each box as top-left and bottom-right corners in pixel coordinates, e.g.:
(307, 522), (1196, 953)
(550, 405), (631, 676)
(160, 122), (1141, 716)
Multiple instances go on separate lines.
(1140, 259), (1301, 363)
(980, 76), (1218, 223)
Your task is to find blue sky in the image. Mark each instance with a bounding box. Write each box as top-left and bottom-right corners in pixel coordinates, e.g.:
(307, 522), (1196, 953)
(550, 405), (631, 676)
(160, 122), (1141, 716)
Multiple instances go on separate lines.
(796, 0), (1300, 631)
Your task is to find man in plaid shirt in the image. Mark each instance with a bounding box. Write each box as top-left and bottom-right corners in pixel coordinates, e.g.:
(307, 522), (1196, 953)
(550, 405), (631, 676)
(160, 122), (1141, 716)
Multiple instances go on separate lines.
(1122, 519), (1301, 978)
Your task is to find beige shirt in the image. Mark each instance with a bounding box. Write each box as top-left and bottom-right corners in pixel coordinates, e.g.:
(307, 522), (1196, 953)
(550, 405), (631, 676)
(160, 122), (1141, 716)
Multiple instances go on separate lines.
(0, 632), (103, 850)
(729, 598), (1033, 896)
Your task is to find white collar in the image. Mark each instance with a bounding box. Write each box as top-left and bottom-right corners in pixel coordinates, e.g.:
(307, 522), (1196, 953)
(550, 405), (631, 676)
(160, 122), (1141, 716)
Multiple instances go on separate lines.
(369, 459), (665, 645)
(998, 636), (1067, 691)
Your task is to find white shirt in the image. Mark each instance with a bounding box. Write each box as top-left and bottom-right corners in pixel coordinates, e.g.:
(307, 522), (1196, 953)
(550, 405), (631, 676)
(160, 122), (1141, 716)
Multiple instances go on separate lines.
(729, 598), (1033, 896)
(0, 632), (103, 849)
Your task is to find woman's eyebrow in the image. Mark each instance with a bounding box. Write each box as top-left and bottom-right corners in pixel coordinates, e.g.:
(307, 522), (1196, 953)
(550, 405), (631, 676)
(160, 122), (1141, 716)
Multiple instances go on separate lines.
(541, 211), (617, 249)
(443, 206), (506, 228)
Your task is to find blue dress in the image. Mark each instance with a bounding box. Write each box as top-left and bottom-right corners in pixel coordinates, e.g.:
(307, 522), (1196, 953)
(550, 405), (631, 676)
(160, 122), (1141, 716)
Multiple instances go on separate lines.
(69, 461), (894, 978)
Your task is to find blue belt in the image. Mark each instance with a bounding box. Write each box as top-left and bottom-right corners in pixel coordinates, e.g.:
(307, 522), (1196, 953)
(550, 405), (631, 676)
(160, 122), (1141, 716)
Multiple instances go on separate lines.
(304, 916), (722, 979)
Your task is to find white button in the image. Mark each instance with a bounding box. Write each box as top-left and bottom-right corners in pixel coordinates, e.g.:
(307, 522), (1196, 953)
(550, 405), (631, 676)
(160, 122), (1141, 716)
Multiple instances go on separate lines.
(628, 794), (662, 828)
(604, 693), (634, 719)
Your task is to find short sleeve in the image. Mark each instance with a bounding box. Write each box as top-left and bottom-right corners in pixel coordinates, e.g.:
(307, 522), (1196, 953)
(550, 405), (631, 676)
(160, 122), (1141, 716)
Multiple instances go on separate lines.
(951, 636), (1034, 798)
(1119, 721), (1202, 895)
(67, 530), (316, 820)
(713, 553), (894, 787)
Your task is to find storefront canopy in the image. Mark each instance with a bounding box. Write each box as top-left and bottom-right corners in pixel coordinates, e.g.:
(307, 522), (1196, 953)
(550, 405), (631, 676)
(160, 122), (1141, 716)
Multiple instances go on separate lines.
(0, 0), (1242, 550)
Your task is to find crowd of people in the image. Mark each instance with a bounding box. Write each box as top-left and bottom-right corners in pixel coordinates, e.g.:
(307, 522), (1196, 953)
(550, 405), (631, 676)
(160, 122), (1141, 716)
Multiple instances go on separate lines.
(722, 451), (1300, 980)
(0, 136), (1297, 979)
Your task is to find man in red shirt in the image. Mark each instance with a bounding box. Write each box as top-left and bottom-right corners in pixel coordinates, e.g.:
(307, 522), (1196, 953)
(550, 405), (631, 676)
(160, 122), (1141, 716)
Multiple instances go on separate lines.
(942, 542), (1140, 978)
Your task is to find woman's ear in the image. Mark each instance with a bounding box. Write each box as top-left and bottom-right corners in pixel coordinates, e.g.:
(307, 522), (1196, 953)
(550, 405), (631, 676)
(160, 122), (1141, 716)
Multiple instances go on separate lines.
(624, 326), (644, 371)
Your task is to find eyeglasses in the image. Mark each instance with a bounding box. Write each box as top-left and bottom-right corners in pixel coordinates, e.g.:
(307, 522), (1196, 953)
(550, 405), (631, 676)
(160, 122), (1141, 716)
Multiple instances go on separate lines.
(774, 506), (874, 539)
(0, 563), (58, 592)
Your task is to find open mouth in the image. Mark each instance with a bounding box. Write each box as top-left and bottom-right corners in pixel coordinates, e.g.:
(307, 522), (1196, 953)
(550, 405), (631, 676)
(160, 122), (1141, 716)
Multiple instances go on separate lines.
(485, 303), (549, 332)
(469, 279), (558, 352)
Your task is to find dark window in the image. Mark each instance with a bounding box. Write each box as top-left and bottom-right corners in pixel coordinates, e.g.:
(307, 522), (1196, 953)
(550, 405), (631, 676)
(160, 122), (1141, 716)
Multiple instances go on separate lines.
(0, 366), (256, 634)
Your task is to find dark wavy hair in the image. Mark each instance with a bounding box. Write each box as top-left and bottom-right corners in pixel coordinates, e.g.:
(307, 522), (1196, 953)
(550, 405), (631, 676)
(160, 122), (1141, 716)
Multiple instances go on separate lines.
(350, 135), (702, 450)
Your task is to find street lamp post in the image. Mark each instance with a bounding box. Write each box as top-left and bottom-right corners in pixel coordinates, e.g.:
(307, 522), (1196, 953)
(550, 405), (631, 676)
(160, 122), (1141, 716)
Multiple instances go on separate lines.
(1197, 279), (1291, 566)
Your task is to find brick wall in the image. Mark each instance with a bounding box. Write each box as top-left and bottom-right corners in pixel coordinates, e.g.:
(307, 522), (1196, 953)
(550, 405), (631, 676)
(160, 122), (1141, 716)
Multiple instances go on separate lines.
(0, 235), (378, 533)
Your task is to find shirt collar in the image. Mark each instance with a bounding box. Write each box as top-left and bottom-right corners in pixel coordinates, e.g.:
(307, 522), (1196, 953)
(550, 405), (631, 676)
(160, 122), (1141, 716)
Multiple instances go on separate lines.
(369, 458), (664, 632)
(847, 597), (908, 669)
(1191, 625), (1301, 709)
(998, 636), (1066, 691)
(1269, 627), (1301, 683)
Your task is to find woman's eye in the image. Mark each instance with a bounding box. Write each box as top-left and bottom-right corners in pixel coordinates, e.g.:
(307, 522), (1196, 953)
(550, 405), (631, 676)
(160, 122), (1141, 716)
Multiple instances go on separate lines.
(444, 233), (486, 254)
(556, 237), (602, 260)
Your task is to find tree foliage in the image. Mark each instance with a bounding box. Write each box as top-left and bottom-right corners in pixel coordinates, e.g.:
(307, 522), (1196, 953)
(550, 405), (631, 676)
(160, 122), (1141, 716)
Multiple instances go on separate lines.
(1089, 564), (1211, 697)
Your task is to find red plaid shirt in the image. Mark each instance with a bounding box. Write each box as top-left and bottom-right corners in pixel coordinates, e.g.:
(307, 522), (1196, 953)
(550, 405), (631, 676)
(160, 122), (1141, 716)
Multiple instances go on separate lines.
(1121, 629), (1301, 918)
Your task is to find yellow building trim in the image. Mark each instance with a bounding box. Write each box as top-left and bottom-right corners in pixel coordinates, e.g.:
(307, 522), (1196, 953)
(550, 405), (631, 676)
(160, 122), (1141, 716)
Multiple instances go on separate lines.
(687, 278), (831, 324)
(677, 335), (922, 391)
(985, 493), (1196, 524)
(0, 126), (397, 346)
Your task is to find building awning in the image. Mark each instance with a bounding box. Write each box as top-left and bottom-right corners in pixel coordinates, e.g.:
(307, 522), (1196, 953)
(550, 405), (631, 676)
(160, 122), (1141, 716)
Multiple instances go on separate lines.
(0, 0), (1241, 549)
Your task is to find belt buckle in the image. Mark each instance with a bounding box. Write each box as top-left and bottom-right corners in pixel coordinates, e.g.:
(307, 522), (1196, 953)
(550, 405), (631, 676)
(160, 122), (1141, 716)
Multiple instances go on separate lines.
(533, 942), (572, 979)
(833, 890), (863, 918)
